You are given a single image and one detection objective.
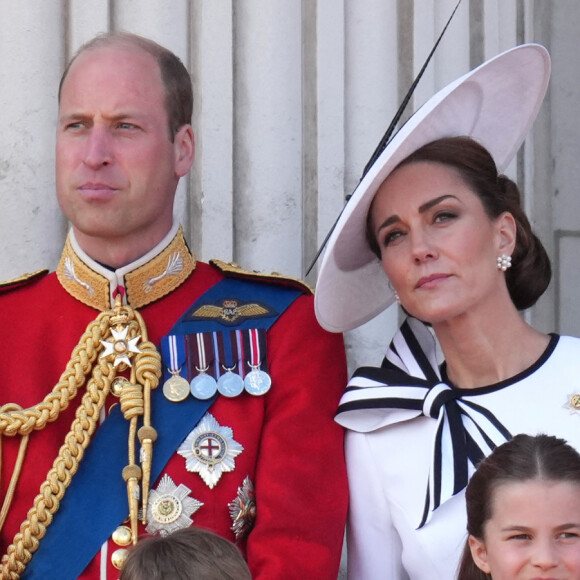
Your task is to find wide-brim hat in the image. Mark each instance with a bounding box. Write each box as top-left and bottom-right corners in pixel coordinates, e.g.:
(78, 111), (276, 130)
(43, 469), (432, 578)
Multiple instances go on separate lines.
(314, 43), (551, 333)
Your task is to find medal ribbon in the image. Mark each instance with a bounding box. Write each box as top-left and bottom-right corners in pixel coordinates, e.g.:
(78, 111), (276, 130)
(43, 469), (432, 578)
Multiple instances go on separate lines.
(244, 328), (267, 371)
(186, 333), (216, 379)
(234, 330), (245, 376)
(160, 335), (187, 376)
(335, 317), (512, 528)
(216, 331), (240, 376)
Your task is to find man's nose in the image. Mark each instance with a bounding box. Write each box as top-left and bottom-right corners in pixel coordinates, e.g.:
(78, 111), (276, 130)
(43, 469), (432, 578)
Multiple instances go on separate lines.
(83, 127), (113, 168)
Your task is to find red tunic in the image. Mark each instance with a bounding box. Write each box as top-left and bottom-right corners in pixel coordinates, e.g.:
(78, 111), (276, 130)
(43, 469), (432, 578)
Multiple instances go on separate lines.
(0, 236), (348, 579)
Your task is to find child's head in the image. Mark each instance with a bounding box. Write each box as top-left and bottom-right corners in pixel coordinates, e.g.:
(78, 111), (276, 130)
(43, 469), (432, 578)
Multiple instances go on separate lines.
(119, 526), (252, 580)
(458, 433), (580, 580)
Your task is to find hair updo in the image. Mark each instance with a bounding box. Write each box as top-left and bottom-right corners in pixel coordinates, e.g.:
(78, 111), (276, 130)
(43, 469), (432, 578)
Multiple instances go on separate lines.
(366, 136), (551, 310)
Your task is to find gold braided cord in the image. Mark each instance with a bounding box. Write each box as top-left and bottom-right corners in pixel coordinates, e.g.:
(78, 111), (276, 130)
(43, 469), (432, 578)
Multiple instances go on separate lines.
(0, 351), (115, 579)
(0, 315), (111, 437)
(0, 303), (161, 580)
(0, 410), (29, 534)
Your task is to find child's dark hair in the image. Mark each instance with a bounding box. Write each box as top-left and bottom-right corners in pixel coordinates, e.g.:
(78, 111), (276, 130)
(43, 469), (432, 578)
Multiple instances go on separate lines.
(457, 433), (580, 579)
(120, 526), (252, 580)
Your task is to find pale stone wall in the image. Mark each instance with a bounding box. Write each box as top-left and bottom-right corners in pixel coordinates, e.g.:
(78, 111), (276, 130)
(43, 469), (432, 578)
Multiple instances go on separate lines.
(2, 1), (578, 370)
(2, 1), (580, 578)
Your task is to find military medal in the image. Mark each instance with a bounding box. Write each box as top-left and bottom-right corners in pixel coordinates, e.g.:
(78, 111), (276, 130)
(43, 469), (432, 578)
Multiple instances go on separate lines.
(228, 476), (257, 540)
(243, 328), (271, 395)
(215, 331), (245, 397)
(163, 371), (190, 402)
(146, 474), (203, 536)
(161, 335), (190, 402)
(244, 366), (271, 396)
(188, 333), (218, 400)
(178, 413), (243, 488)
(190, 369), (218, 399)
(217, 366), (245, 397)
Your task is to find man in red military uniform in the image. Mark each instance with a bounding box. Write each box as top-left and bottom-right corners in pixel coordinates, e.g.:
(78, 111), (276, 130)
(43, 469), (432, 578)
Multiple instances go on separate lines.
(0, 32), (348, 579)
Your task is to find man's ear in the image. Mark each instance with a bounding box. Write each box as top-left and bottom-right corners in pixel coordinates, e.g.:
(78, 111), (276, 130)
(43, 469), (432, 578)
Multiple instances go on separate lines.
(495, 211), (517, 257)
(174, 124), (195, 177)
(468, 535), (491, 574)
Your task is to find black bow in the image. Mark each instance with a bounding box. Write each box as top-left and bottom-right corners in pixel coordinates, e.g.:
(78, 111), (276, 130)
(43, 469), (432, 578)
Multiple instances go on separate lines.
(336, 318), (511, 527)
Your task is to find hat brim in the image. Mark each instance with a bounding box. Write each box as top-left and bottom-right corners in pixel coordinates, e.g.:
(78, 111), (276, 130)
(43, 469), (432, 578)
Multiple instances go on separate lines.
(314, 43), (551, 333)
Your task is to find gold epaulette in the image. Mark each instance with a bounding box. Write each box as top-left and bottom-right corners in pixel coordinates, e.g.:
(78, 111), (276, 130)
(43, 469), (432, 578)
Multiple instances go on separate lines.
(210, 259), (313, 295)
(0, 269), (49, 294)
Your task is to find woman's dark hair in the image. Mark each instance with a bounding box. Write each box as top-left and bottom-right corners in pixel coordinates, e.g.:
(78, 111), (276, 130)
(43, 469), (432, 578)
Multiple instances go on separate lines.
(457, 433), (580, 580)
(366, 136), (551, 310)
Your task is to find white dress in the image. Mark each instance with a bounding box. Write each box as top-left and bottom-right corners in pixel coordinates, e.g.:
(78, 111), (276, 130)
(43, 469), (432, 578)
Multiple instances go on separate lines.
(337, 319), (580, 580)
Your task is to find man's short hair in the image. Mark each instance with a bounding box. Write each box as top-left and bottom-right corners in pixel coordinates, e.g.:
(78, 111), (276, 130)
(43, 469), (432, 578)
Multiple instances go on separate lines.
(58, 32), (193, 141)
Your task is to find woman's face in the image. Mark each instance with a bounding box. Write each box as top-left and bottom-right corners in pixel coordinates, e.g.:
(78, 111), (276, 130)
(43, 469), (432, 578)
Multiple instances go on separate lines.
(469, 479), (580, 580)
(369, 161), (515, 325)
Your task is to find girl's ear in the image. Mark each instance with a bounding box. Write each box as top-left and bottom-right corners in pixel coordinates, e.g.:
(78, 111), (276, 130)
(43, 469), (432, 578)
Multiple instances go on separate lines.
(468, 535), (491, 574)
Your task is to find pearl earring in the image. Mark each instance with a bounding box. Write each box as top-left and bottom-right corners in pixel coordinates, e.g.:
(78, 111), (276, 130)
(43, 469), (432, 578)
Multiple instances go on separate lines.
(496, 254), (512, 271)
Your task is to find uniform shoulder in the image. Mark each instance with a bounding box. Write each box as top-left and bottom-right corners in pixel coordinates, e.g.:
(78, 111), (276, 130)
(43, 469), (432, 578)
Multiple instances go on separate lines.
(209, 259), (313, 295)
(0, 269), (50, 295)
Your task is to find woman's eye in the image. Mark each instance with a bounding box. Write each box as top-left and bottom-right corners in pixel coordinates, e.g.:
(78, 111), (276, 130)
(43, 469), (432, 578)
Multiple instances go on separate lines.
(508, 533), (532, 541)
(382, 230), (404, 246)
(433, 211), (458, 223)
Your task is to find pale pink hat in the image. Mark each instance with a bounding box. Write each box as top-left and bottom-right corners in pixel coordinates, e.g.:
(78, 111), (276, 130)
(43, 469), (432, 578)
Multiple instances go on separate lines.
(314, 43), (551, 332)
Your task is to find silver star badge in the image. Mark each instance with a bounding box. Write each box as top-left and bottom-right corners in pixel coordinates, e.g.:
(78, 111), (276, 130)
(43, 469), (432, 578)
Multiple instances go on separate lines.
(178, 413), (244, 489)
(228, 476), (256, 541)
(146, 474), (203, 536)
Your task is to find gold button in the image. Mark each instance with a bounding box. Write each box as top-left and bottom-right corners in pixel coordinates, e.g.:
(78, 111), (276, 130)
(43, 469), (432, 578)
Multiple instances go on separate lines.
(112, 525), (133, 547)
(111, 377), (130, 398)
(111, 548), (130, 570)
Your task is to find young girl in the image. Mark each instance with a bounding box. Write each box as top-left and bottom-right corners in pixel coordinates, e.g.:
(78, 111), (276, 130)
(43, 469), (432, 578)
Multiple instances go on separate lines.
(458, 433), (580, 579)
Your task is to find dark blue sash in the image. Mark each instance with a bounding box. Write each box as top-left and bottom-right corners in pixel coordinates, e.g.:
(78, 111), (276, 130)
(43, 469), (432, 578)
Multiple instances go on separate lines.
(23, 277), (302, 579)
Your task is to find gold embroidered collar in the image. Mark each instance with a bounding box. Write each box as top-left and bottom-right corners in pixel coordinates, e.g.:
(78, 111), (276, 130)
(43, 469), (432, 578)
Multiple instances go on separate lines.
(56, 224), (196, 311)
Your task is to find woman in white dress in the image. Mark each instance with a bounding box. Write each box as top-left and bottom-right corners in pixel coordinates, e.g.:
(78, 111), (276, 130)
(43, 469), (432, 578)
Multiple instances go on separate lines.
(314, 44), (580, 579)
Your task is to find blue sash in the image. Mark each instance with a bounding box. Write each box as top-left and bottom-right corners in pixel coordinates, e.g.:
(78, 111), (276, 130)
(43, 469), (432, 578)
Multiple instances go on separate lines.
(23, 277), (302, 579)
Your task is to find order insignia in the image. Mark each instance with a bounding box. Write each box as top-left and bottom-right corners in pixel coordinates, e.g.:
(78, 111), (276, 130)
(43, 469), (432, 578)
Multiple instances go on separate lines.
(146, 474), (203, 536)
(178, 413), (243, 489)
(228, 476), (257, 541)
(564, 392), (580, 414)
(100, 326), (141, 367)
(188, 299), (275, 326)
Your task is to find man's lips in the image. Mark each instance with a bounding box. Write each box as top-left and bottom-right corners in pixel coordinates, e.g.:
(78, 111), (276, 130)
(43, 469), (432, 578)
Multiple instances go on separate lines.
(78, 183), (119, 199)
(415, 273), (452, 289)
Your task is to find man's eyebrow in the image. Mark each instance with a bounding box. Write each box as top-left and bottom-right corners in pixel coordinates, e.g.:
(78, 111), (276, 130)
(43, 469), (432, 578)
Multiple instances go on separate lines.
(59, 111), (147, 122)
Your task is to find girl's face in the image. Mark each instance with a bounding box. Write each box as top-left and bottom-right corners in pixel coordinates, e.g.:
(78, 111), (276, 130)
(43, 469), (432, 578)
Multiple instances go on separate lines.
(369, 161), (515, 325)
(469, 479), (580, 580)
